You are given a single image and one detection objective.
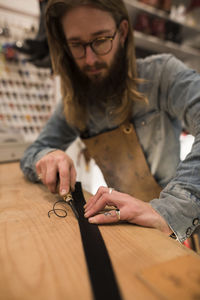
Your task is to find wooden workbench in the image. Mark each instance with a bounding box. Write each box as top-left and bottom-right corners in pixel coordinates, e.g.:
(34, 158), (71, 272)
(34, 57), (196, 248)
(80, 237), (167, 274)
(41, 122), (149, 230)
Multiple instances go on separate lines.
(0, 162), (200, 300)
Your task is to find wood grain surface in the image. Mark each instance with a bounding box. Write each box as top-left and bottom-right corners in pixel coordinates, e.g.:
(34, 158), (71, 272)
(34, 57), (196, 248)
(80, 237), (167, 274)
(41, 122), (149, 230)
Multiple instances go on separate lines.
(0, 162), (198, 300)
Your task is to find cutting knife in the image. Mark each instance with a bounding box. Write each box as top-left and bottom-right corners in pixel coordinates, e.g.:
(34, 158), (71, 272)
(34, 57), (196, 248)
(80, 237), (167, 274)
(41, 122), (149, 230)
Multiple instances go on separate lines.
(62, 192), (79, 220)
(56, 173), (79, 219)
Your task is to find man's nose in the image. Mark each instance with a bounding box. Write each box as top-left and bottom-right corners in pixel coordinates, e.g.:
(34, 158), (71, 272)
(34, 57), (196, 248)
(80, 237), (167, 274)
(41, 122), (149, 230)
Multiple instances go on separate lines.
(84, 46), (98, 66)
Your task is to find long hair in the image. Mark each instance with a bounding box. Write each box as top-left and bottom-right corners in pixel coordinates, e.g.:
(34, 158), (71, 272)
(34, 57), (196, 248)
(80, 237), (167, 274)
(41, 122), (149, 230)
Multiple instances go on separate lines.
(46, 0), (147, 131)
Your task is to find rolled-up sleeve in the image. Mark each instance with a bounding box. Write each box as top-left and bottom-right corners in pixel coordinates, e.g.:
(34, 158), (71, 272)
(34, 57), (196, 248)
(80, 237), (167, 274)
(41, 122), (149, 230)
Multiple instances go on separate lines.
(150, 56), (200, 242)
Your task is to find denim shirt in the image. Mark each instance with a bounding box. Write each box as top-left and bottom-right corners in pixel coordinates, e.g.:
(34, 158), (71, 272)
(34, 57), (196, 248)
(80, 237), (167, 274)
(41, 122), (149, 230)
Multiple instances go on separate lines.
(20, 54), (200, 242)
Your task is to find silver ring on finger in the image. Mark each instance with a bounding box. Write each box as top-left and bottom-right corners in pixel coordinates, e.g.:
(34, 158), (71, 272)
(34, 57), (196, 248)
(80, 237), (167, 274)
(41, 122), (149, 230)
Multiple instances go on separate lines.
(108, 187), (114, 194)
(104, 212), (112, 216)
(115, 209), (120, 221)
(38, 173), (43, 180)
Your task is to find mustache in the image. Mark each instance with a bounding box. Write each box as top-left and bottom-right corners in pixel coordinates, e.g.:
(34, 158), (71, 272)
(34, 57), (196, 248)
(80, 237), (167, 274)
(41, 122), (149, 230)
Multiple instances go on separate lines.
(82, 62), (107, 72)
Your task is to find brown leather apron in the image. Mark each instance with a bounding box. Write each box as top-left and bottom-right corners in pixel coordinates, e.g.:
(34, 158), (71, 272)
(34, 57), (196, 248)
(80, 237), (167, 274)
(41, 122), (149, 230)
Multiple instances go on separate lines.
(82, 122), (162, 202)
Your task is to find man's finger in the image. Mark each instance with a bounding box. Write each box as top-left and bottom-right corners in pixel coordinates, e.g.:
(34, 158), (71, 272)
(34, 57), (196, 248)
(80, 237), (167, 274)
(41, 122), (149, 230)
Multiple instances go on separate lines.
(85, 193), (111, 217)
(88, 210), (120, 224)
(58, 165), (70, 195)
(36, 161), (46, 183)
(40, 166), (47, 185)
(85, 186), (109, 211)
(85, 190), (120, 218)
(70, 164), (77, 191)
(84, 195), (95, 208)
(84, 195), (98, 211)
(59, 176), (70, 195)
(45, 166), (58, 193)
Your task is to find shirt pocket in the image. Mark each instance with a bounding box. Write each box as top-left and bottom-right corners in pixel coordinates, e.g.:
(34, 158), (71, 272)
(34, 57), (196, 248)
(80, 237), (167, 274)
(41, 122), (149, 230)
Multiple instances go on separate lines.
(133, 110), (160, 128)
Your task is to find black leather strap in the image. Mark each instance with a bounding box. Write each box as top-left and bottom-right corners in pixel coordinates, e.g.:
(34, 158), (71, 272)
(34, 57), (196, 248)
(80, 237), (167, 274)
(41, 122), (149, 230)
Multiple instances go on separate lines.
(72, 182), (122, 300)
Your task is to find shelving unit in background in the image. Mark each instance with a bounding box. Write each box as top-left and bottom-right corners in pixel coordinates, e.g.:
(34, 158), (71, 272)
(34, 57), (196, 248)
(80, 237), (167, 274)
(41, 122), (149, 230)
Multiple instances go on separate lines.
(134, 30), (200, 61)
(125, 0), (200, 71)
(0, 2), (57, 162)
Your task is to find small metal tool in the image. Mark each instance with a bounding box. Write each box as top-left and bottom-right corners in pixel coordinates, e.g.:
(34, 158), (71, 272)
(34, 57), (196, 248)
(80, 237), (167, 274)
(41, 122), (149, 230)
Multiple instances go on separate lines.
(63, 192), (79, 220)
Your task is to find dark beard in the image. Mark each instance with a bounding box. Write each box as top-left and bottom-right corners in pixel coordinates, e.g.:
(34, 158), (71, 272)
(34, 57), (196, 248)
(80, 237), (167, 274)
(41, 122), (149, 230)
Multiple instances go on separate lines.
(69, 45), (128, 109)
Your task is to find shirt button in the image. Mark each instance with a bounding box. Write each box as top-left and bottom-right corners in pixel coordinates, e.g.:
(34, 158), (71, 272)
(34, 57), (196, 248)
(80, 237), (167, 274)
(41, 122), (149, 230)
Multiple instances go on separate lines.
(193, 218), (199, 226)
(186, 227), (192, 237)
(109, 110), (113, 115)
(141, 121), (145, 126)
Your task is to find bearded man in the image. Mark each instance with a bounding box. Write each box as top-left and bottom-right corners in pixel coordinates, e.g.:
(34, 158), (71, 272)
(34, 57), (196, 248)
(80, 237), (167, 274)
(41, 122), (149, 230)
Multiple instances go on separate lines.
(20, 0), (200, 243)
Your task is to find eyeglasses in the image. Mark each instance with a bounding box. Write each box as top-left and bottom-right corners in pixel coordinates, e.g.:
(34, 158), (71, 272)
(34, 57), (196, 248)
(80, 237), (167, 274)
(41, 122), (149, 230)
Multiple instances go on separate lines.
(67, 30), (118, 59)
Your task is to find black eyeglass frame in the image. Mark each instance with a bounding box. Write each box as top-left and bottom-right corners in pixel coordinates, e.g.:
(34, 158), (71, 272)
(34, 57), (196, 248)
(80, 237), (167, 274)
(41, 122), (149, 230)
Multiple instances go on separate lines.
(67, 30), (118, 59)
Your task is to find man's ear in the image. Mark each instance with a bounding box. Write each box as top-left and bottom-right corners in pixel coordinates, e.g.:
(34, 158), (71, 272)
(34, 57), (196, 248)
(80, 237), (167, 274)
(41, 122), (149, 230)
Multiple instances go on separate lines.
(119, 19), (129, 46)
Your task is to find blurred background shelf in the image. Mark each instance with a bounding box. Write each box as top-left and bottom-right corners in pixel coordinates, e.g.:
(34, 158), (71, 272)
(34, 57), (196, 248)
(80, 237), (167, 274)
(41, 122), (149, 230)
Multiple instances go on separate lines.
(124, 0), (200, 71)
(125, 0), (200, 32)
(134, 30), (200, 60)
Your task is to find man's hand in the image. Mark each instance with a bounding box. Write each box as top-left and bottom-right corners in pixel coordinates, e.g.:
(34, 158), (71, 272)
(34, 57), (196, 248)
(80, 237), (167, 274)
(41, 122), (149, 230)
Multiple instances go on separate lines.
(84, 186), (172, 235)
(36, 150), (76, 195)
